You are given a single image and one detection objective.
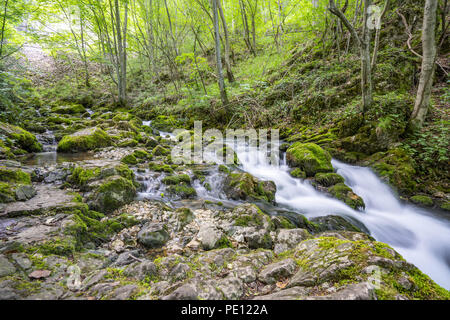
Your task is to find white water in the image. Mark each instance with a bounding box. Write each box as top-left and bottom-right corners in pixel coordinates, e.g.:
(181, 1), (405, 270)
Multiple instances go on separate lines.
(137, 123), (450, 289)
(230, 140), (450, 290)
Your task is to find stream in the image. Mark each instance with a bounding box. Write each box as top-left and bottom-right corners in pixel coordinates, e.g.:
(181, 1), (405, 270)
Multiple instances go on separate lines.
(23, 123), (450, 289)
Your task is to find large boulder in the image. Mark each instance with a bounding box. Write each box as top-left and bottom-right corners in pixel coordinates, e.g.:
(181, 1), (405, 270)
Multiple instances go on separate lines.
(0, 122), (42, 153)
(286, 142), (333, 177)
(223, 172), (276, 203)
(88, 176), (136, 214)
(57, 128), (112, 153)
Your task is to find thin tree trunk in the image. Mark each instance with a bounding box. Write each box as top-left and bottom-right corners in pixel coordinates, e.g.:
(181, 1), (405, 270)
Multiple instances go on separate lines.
(212, 0), (229, 106)
(217, 0), (235, 83)
(410, 0), (438, 129)
(0, 0), (9, 59)
(371, 0), (390, 71)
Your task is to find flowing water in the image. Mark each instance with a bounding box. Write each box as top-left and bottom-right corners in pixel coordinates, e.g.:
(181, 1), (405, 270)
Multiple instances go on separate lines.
(137, 128), (450, 289)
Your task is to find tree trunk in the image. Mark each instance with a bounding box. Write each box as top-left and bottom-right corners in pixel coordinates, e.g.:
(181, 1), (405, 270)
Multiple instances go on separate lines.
(410, 0), (438, 129)
(212, 0), (229, 106)
(361, 0), (373, 116)
(217, 0), (235, 83)
(0, 0), (9, 59)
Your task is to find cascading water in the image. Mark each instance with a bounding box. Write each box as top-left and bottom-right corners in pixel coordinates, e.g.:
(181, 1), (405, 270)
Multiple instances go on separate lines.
(230, 139), (450, 290)
(137, 124), (450, 289)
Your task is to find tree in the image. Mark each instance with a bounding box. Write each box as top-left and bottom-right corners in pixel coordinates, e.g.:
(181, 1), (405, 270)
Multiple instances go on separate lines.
(410, 0), (439, 130)
(328, 0), (373, 116)
(211, 0), (228, 106)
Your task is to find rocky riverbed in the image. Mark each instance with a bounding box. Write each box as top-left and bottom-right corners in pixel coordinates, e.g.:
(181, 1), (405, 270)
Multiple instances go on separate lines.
(0, 109), (449, 300)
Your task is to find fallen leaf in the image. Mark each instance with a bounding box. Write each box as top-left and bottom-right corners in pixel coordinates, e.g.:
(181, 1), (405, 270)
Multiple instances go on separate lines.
(29, 270), (51, 279)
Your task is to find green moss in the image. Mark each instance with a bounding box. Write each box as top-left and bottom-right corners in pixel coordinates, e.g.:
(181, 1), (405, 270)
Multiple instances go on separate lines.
(51, 103), (86, 114)
(92, 177), (136, 213)
(167, 185), (197, 199)
(0, 182), (15, 202)
(410, 195), (433, 207)
(57, 128), (112, 153)
(440, 201), (450, 211)
(329, 183), (365, 210)
(152, 145), (169, 156)
(121, 154), (138, 165)
(162, 174), (191, 185)
(286, 142), (333, 177)
(69, 167), (101, 187)
(216, 235), (233, 249)
(0, 167), (31, 185)
(290, 168), (306, 179)
(314, 172), (345, 187)
(149, 163), (174, 173)
(218, 165), (230, 174)
(225, 172), (276, 203)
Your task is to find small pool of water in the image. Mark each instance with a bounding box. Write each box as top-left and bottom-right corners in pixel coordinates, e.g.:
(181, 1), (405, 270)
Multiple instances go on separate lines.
(21, 151), (96, 166)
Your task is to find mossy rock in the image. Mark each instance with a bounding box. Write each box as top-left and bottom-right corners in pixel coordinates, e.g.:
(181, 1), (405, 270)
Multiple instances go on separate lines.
(0, 167), (34, 203)
(0, 122), (42, 153)
(366, 148), (417, 194)
(166, 185), (197, 199)
(286, 142), (332, 177)
(121, 154), (138, 165)
(232, 203), (272, 228)
(314, 172), (345, 187)
(290, 168), (306, 179)
(89, 176), (137, 214)
(51, 103), (86, 115)
(218, 164), (230, 174)
(162, 174), (191, 185)
(440, 201), (450, 212)
(410, 195), (433, 207)
(57, 128), (112, 153)
(151, 115), (181, 131)
(329, 183), (365, 210)
(152, 145), (169, 156)
(223, 172), (276, 203)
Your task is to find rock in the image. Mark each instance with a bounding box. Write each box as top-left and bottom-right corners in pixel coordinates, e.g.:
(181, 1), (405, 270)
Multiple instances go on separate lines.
(161, 283), (198, 300)
(314, 172), (345, 187)
(258, 258), (297, 284)
(223, 172), (276, 203)
(410, 195), (433, 207)
(307, 282), (376, 300)
(66, 265), (82, 291)
(245, 229), (272, 249)
(110, 284), (139, 300)
(0, 287), (19, 300)
(29, 270), (51, 279)
(137, 223), (170, 248)
(274, 228), (311, 254)
(197, 223), (224, 250)
(11, 253), (32, 270)
(88, 176), (136, 214)
(233, 266), (257, 283)
(15, 185), (36, 201)
(1, 184), (82, 217)
(328, 183), (365, 210)
(169, 263), (191, 282)
(286, 142), (333, 177)
(82, 269), (108, 290)
(0, 122), (43, 153)
(253, 286), (310, 300)
(57, 127), (112, 153)
(125, 260), (158, 281)
(309, 215), (364, 233)
(217, 276), (244, 299)
(0, 255), (16, 277)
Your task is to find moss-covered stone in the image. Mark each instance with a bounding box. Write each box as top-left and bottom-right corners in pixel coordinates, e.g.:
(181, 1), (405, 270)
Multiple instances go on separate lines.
(0, 167), (34, 203)
(152, 145), (169, 156)
(89, 176), (137, 213)
(286, 142), (332, 177)
(57, 128), (112, 153)
(366, 148), (417, 194)
(410, 195), (433, 207)
(166, 185), (197, 199)
(162, 174), (191, 185)
(0, 122), (42, 153)
(314, 172), (345, 187)
(329, 183), (365, 210)
(440, 201), (450, 212)
(121, 154), (138, 165)
(223, 172), (276, 203)
(290, 168), (306, 179)
(51, 103), (86, 115)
